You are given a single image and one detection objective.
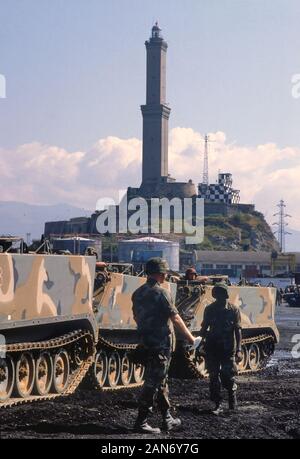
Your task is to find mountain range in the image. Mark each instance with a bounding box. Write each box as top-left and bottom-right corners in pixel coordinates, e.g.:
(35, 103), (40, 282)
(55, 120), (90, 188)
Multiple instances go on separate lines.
(0, 201), (91, 242)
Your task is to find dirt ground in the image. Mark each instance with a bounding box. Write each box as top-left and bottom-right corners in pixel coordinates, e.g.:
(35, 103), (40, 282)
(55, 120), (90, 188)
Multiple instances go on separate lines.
(1, 304), (300, 440)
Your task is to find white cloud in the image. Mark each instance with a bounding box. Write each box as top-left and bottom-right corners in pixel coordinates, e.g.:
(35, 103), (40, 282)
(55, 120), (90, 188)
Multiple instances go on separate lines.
(0, 128), (299, 231)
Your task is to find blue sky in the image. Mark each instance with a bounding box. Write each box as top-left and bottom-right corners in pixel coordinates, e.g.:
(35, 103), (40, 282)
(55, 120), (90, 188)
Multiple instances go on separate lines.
(1, 0), (300, 150)
(0, 0), (300, 235)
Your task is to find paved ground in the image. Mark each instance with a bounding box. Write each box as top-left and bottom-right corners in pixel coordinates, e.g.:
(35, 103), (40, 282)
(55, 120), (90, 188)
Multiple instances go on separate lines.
(1, 304), (300, 439)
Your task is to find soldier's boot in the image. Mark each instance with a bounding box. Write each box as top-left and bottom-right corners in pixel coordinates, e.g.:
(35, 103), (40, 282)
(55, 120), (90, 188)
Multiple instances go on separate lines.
(211, 400), (223, 415)
(161, 410), (182, 432)
(228, 391), (238, 411)
(134, 409), (161, 434)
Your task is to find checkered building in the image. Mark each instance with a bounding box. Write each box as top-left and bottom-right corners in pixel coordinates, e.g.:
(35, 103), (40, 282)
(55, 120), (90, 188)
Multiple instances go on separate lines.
(198, 173), (240, 204)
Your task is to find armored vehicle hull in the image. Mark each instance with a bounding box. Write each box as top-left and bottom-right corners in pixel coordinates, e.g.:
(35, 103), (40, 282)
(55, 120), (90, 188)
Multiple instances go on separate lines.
(0, 253), (97, 407)
(0, 254), (280, 402)
(88, 272), (176, 390)
(172, 281), (279, 378)
(89, 273), (279, 390)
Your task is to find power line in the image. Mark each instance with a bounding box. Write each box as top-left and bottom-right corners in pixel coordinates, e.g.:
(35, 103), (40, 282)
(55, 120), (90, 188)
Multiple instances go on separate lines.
(273, 200), (291, 252)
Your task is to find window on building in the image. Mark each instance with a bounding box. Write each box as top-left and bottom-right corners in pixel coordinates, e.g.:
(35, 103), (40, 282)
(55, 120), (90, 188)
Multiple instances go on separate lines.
(216, 264), (229, 269)
(202, 264), (213, 269)
(275, 265), (288, 272)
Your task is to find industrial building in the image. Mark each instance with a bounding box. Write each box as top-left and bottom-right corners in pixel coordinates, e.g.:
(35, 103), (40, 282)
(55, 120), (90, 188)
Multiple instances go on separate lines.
(118, 236), (179, 271)
(196, 250), (300, 277)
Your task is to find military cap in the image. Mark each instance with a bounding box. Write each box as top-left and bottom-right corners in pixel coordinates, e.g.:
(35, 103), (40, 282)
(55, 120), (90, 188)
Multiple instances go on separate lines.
(212, 282), (229, 298)
(145, 257), (169, 274)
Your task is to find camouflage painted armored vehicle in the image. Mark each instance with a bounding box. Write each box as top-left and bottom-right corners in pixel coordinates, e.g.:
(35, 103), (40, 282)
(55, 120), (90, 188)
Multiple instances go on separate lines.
(0, 252), (97, 407)
(89, 267), (279, 391)
(171, 278), (279, 378)
(88, 263), (176, 391)
(0, 251), (278, 403)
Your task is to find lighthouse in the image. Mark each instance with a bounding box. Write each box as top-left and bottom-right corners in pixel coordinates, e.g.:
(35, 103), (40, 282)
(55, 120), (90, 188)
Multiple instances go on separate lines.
(127, 24), (196, 200)
(141, 23), (171, 185)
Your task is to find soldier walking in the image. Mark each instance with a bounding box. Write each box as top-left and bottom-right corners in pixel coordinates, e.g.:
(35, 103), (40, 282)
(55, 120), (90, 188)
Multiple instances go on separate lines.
(132, 257), (201, 433)
(199, 282), (243, 413)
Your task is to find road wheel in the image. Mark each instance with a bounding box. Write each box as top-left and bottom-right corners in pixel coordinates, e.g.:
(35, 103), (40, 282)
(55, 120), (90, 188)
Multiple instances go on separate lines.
(14, 352), (35, 398)
(52, 350), (70, 394)
(133, 363), (145, 384)
(248, 343), (260, 371)
(34, 352), (53, 396)
(237, 345), (249, 372)
(0, 356), (15, 401)
(94, 350), (108, 388)
(120, 353), (133, 386)
(106, 352), (121, 388)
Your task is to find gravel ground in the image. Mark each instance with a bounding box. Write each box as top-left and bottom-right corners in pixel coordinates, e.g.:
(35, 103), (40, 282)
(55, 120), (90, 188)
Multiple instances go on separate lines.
(1, 304), (300, 440)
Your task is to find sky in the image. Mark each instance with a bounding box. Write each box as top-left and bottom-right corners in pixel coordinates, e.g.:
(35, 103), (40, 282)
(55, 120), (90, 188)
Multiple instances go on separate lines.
(0, 0), (300, 233)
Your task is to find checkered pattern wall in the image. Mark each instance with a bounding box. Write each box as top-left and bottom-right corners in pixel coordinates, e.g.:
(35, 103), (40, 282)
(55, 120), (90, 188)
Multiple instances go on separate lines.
(198, 173), (240, 204)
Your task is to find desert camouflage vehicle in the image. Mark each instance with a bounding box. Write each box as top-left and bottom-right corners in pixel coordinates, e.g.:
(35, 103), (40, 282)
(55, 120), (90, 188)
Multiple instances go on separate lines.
(0, 252), (97, 407)
(89, 264), (177, 390)
(0, 252), (279, 404)
(171, 279), (279, 378)
(89, 266), (279, 391)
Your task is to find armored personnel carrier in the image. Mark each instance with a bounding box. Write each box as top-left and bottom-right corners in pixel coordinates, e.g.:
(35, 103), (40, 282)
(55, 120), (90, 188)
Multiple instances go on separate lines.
(88, 266), (279, 391)
(0, 251), (97, 407)
(171, 278), (279, 378)
(87, 262), (177, 391)
(0, 249), (279, 403)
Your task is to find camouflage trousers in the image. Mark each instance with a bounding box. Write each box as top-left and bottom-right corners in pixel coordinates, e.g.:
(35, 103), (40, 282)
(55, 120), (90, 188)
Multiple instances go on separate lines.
(205, 349), (238, 403)
(139, 349), (172, 414)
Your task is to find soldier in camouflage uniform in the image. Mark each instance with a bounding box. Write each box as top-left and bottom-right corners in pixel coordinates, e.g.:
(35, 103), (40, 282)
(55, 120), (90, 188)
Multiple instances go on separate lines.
(199, 282), (243, 412)
(132, 257), (201, 433)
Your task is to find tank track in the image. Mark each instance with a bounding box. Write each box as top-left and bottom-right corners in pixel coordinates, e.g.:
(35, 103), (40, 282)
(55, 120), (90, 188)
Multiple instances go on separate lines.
(86, 333), (276, 393)
(1, 332), (274, 404)
(84, 336), (145, 392)
(0, 329), (94, 409)
(170, 334), (276, 380)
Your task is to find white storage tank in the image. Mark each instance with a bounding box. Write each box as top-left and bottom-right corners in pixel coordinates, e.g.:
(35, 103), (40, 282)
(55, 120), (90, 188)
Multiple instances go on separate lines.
(118, 237), (179, 271)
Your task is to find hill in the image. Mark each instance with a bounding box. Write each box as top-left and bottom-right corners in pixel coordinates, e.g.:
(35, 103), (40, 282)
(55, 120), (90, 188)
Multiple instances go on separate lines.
(196, 211), (280, 252)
